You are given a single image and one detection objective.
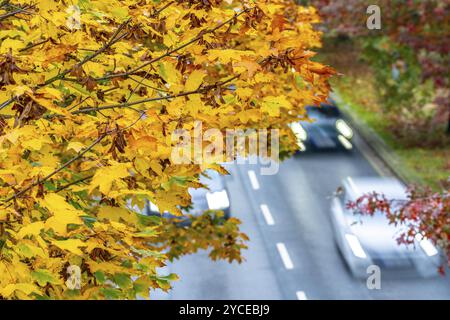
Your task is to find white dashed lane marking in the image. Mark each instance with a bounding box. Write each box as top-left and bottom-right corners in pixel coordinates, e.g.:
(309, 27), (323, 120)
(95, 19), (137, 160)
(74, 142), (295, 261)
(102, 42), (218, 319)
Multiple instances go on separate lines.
(260, 204), (275, 226)
(247, 170), (260, 190)
(276, 243), (294, 270)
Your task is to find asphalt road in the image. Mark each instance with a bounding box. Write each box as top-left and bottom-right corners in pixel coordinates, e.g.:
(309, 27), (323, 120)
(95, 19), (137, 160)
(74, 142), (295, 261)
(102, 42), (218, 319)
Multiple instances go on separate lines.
(152, 139), (450, 300)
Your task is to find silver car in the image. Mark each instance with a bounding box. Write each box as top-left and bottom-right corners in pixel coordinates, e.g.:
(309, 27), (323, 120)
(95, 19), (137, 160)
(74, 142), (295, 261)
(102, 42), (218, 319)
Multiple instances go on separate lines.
(330, 177), (441, 278)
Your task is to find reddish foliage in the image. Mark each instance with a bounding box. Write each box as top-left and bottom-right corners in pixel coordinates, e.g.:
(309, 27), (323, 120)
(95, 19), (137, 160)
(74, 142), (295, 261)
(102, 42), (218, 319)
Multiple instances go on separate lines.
(310, 0), (449, 115)
(348, 185), (450, 270)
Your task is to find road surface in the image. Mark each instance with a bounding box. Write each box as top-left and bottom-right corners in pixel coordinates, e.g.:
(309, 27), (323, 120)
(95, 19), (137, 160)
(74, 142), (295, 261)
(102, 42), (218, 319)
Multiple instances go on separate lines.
(152, 136), (450, 300)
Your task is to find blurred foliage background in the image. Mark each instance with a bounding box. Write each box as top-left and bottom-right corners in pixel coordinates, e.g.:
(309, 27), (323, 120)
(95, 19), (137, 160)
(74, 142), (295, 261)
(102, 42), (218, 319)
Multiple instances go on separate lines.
(304, 0), (449, 189)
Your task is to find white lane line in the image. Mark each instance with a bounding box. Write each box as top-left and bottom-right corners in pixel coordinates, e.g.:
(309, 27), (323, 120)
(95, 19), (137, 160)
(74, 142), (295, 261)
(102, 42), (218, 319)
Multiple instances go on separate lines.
(247, 170), (260, 190)
(260, 204), (275, 226)
(296, 291), (308, 300)
(276, 243), (294, 270)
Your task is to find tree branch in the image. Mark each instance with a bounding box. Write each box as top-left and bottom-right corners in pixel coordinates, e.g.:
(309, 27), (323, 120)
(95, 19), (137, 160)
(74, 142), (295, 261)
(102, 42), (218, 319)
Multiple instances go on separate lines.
(0, 98), (14, 112)
(2, 135), (106, 203)
(19, 38), (50, 52)
(95, 8), (251, 82)
(151, 1), (175, 18)
(0, 18), (131, 112)
(0, 8), (249, 113)
(128, 76), (169, 92)
(56, 175), (93, 193)
(40, 19), (131, 88)
(0, 4), (34, 22)
(1, 105), (150, 203)
(72, 75), (239, 115)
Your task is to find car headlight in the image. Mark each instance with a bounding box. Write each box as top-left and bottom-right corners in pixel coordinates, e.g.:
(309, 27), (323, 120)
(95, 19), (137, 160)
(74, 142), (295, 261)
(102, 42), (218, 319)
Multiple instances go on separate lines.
(338, 135), (353, 150)
(149, 201), (160, 213)
(297, 141), (306, 152)
(345, 234), (367, 259)
(420, 239), (439, 257)
(206, 191), (230, 210)
(336, 119), (354, 139)
(290, 122), (308, 142)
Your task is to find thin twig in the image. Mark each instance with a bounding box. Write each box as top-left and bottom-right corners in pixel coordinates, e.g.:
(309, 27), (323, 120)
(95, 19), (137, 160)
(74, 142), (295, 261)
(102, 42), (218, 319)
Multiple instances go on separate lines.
(40, 19), (131, 87)
(55, 175), (93, 193)
(0, 19), (131, 112)
(1, 106), (150, 203)
(57, 74), (238, 116)
(0, 98), (14, 112)
(96, 8), (251, 81)
(73, 85), (218, 115)
(151, 1), (174, 18)
(0, 4), (34, 21)
(128, 76), (169, 92)
(19, 38), (49, 52)
(67, 96), (91, 112)
(3, 135), (106, 203)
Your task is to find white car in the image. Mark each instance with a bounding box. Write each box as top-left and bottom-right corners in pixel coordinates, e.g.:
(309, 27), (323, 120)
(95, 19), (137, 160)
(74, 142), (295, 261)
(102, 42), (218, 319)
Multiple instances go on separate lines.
(330, 177), (441, 278)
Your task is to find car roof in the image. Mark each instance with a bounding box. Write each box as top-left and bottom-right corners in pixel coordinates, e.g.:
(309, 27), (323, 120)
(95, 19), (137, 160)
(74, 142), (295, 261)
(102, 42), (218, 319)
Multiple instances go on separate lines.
(343, 177), (407, 202)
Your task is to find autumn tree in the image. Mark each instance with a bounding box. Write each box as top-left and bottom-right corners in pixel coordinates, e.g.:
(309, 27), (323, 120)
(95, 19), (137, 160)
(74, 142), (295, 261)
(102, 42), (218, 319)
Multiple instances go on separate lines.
(0, 0), (334, 299)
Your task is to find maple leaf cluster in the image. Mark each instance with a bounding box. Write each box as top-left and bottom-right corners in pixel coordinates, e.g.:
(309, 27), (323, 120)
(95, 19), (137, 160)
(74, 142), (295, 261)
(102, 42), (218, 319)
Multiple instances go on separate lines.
(0, 0), (334, 299)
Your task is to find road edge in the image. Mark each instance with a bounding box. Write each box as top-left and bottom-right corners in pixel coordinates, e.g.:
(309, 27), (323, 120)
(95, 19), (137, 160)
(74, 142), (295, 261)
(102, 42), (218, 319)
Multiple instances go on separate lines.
(331, 92), (423, 186)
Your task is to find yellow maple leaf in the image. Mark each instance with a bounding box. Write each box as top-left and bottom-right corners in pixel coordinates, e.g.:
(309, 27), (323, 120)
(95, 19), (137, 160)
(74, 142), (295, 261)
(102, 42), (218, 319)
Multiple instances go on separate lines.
(98, 206), (138, 224)
(40, 194), (83, 235)
(261, 96), (293, 117)
(17, 222), (45, 239)
(184, 70), (205, 91)
(67, 141), (85, 153)
(52, 239), (86, 256)
(89, 163), (131, 195)
(0, 283), (39, 298)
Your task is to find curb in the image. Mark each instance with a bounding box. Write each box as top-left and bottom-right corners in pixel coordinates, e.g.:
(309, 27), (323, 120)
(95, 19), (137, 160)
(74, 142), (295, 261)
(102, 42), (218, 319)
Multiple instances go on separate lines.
(331, 92), (423, 186)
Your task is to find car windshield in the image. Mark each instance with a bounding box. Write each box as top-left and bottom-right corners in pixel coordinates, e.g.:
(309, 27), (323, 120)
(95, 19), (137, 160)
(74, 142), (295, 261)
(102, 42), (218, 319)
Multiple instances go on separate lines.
(306, 105), (340, 118)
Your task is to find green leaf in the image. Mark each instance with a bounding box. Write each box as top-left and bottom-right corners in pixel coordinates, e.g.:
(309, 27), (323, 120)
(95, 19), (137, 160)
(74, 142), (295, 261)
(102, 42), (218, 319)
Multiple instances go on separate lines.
(44, 181), (57, 191)
(136, 213), (161, 227)
(161, 176), (189, 190)
(113, 273), (132, 289)
(31, 269), (61, 286)
(94, 271), (106, 284)
(133, 228), (157, 238)
(82, 215), (97, 228)
(133, 282), (148, 295)
(153, 273), (179, 282)
(295, 75), (305, 89)
(100, 287), (122, 300)
(121, 259), (133, 268)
